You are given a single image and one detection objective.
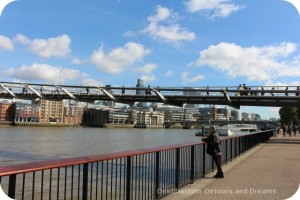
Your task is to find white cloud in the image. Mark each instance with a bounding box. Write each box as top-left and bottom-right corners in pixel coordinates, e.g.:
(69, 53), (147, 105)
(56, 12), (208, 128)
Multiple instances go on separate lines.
(165, 70), (174, 77)
(0, 35), (14, 51)
(265, 81), (300, 87)
(134, 63), (157, 74)
(194, 42), (300, 81)
(1, 34), (71, 58)
(71, 58), (83, 65)
(143, 23), (196, 43)
(185, 0), (242, 19)
(147, 5), (173, 23)
(141, 75), (156, 82)
(2, 63), (83, 84)
(142, 5), (196, 44)
(123, 30), (136, 37)
(181, 71), (205, 83)
(29, 34), (71, 58)
(90, 42), (150, 74)
(13, 34), (30, 45)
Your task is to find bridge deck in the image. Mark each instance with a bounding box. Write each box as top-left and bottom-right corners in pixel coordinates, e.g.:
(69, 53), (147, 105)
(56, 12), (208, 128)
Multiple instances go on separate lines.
(1, 82), (300, 108)
(163, 134), (300, 200)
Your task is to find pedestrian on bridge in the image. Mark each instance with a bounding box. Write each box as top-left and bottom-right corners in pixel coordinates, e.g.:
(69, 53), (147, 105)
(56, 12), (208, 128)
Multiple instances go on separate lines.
(242, 84), (248, 96)
(261, 87), (265, 96)
(296, 86), (300, 96)
(145, 85), (152, 95)
(40, 86), (44, 94)
(285, 87), (288, 96)
(121, 85), (125, 95)
(236, 84), (242, 96)
(202, 126), (224, 178)
(271, 87), (275, 96)
(206, 86), (209, 95)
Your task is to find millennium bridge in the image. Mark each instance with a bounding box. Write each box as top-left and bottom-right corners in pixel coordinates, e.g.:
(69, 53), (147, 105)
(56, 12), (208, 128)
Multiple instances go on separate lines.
(1, 82), (300, 109)
(0, 81), (290, 200)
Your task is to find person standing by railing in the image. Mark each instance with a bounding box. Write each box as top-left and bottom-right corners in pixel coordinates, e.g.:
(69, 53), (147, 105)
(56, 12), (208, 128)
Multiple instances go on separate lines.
(202, 126), (224, 178)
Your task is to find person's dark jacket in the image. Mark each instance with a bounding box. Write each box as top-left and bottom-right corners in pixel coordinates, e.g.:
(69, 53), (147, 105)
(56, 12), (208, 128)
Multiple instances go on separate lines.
(202, 132), (221, 155)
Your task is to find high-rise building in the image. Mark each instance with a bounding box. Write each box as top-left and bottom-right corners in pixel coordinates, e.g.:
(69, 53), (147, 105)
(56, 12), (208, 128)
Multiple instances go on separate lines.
(136, 79), (147, 107)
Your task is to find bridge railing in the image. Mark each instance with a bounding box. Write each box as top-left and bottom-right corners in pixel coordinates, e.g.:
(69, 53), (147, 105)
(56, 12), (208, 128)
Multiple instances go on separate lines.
(0, 130), (273, 200)
(1, 82), (300, 98)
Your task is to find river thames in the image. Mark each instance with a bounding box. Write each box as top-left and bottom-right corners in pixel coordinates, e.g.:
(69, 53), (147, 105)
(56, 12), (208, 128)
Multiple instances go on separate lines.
(0, 126), (198, 166)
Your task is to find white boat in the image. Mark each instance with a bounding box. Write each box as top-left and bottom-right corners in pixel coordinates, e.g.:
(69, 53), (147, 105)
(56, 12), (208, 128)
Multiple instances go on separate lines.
(217, 124), (258, 136)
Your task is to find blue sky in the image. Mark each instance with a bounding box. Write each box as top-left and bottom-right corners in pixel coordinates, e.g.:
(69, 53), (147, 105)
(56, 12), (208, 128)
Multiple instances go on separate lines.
(1, 0), (300, 119)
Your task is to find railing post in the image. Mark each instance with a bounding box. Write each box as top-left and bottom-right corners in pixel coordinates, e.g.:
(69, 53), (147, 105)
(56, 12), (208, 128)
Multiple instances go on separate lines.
(8, 175), (16, 199)
(155, 152), (160, 200)
(230, 138), (233, 161)
(82, 164), (89, 200)
(234, 138), (237, 159)
(190, 146), (195, 183)
(175, 148), (180, 189)
(126, 156), (132, 200)
(202, 144), (206, 177)
(239, 137), (242, 154)
(225, 139), (228, 164)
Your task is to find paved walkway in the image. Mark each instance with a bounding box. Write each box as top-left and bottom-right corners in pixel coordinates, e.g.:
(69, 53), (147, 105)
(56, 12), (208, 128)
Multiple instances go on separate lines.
(163, 134), (300, 200)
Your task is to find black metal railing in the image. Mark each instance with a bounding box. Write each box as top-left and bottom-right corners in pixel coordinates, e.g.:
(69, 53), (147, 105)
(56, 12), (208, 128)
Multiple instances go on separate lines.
(0, 130), (272, 200)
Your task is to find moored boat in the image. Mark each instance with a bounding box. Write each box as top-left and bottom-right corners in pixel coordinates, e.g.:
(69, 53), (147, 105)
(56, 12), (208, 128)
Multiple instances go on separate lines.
(217, 124), (258, 136)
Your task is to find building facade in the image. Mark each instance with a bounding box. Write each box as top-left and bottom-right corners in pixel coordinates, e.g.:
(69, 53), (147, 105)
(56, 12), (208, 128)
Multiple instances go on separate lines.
(39, 100), (64, 123)
(135, 110), (164, 127)
(0, 100), (15, 121)
(107, 108), (131, 124)
(64, 105), (84, 125)
(83, 108), (109, 126)
(14, 103), (40, 123)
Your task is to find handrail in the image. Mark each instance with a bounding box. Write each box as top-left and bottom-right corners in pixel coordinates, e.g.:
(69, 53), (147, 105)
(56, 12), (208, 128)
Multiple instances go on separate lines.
(0, 133), (262, 177)
(0, 130), (273, 200)
(0, 141), (205, 177)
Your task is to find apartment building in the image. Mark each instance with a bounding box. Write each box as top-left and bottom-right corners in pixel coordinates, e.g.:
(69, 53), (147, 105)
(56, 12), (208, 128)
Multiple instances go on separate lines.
(64, 105), (84, 125)
(39, 100), (64, 123)
(0, 100), (15, 121)
(14, 103), (40, 122)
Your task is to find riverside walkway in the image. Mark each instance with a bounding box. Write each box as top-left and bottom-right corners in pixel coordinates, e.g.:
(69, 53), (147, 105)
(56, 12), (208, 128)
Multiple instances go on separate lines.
(163, 134), (300, 200)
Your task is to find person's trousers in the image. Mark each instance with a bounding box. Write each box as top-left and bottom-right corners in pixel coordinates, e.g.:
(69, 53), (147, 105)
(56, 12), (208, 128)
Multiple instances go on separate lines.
(212, 155), (223, 175)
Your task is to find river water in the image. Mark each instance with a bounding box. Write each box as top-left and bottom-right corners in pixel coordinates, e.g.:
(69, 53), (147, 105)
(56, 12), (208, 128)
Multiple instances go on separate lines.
(0, 127), (199, 166)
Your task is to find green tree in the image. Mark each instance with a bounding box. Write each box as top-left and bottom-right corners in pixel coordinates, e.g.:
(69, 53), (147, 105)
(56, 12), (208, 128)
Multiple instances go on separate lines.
(279, 107), (299, 125)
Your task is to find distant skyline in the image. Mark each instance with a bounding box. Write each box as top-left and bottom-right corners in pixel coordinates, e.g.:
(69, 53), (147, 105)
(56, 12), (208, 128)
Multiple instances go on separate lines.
(1, 0), (300, 119)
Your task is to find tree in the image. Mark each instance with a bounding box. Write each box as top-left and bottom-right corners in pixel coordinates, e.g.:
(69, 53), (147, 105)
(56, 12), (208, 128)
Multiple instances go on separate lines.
(279, 107), (299, 125)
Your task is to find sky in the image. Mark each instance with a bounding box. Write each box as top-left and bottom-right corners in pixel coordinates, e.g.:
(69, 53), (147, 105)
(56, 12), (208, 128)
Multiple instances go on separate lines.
(1, 0), (300, 119)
